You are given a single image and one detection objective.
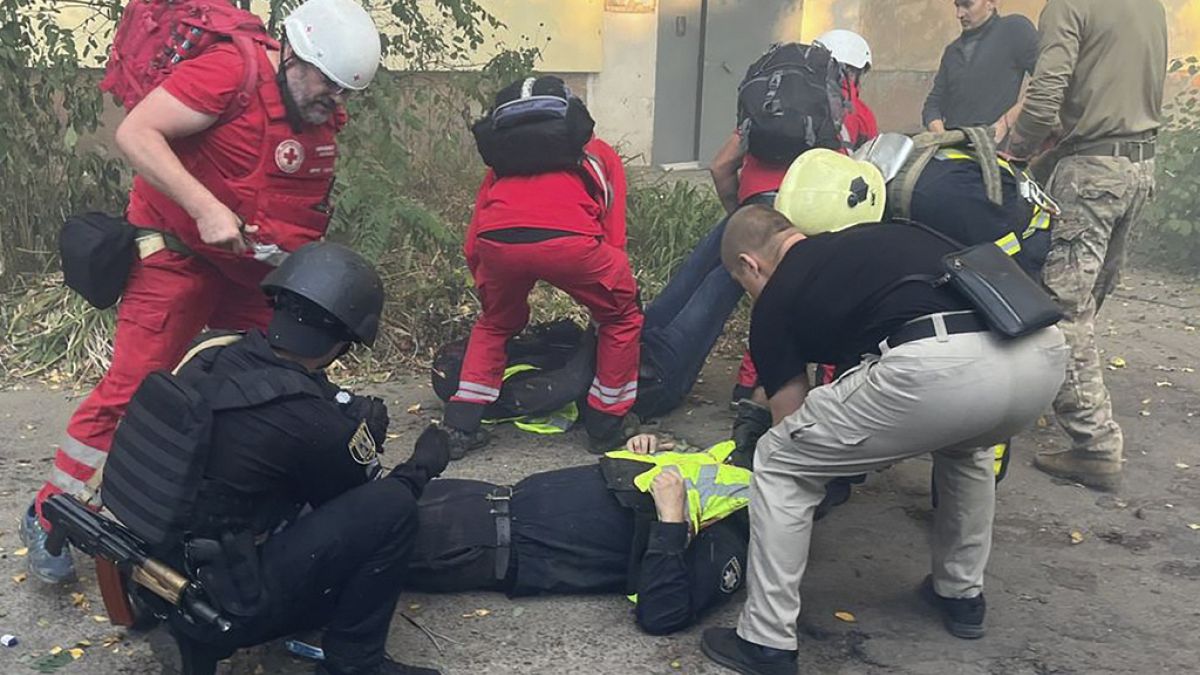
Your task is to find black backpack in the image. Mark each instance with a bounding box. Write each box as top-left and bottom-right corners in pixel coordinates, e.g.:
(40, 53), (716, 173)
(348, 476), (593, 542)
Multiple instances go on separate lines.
(471, 90), (596, 178)
(432, 320), (597, 421)
(737, 43), (848, 164)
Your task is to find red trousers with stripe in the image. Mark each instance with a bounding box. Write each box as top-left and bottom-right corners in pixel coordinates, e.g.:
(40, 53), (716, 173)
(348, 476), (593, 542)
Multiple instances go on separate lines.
(34, 250), (271, 524)
(451, 236), (643, 421)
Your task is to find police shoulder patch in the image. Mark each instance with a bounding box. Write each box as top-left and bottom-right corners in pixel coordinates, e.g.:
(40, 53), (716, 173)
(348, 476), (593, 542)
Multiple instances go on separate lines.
(720, 556), (743, 594)
(348, 420), (378, 465)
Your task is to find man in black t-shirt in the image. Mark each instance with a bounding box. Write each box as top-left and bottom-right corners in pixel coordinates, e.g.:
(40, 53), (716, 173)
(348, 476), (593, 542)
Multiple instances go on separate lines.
(699, 207), (1068, 675)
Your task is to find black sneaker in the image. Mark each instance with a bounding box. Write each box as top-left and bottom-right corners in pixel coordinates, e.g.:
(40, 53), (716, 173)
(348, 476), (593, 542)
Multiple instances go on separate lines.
(445, 427), (490, 460)
(585, 412), (640, 455)
(920, 575), (986, 639)
(700, 627), (797, 675)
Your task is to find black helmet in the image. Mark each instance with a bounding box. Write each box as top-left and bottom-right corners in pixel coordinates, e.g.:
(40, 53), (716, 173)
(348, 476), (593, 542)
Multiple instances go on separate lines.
(261, 242), (384, 358)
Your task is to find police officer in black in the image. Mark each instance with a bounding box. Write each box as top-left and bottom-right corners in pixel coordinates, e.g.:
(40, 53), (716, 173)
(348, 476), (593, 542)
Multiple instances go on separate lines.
(146, 243), (447, 675)
(404, 435), (751, 636)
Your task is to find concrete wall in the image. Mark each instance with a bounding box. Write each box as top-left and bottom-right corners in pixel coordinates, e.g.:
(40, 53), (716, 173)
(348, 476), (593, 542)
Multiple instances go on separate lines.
(801, 0), (1200, 133)
(587, 9), (659, 163)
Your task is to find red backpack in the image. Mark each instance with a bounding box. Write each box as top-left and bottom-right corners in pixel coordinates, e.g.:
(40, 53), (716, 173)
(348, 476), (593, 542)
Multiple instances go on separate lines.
(100, 0), (276, 123)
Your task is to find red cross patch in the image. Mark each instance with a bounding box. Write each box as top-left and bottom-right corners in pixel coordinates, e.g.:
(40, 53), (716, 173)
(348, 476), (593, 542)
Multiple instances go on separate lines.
(274, 139), (305, 174)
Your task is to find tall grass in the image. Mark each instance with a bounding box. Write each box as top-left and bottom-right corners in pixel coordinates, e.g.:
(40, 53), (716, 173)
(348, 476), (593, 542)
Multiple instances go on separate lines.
(0, 175), (731, 384)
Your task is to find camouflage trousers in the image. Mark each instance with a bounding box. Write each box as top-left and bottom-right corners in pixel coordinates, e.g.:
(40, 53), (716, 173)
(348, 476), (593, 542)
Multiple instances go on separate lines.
(1042, 154), (1156, 460)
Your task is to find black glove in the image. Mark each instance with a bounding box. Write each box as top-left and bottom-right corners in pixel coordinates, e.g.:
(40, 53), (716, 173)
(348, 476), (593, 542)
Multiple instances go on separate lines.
(386, 425), (450, 494)
(730, 400), (772, 470)
(342, 394), (390, 453)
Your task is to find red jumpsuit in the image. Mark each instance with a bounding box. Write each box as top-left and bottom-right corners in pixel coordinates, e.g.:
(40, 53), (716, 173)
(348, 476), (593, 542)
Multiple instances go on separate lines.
(840, 78), (879, 150)
(35, 43), (345, 520)
(447, 138), (643, 429)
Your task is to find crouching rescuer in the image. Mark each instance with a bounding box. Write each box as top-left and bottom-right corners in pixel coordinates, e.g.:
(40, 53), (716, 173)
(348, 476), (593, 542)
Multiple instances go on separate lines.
(46, 243), (449, 675)
(445, 75), (643, 456)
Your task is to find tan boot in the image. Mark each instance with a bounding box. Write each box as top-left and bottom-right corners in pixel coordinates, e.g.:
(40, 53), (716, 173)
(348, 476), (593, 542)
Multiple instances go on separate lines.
(1033, 450), (1122, 492)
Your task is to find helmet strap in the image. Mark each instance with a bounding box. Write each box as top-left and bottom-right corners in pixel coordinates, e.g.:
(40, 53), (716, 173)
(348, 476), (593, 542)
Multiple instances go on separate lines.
(276, 41), (308, 133)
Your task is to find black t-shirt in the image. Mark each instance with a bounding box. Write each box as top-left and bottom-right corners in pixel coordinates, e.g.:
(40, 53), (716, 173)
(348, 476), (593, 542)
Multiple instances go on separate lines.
(749, 222), (971, 397)
(181, 331), (381, 532)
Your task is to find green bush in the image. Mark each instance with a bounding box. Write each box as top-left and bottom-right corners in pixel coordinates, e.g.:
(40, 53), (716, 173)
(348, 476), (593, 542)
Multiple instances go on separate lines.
(0, 1), (735, 384)
(1140, 57), (1200, 267)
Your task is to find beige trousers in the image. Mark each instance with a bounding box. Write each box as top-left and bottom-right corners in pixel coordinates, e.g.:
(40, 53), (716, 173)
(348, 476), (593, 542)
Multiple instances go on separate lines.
(737, 321), (1069, 649)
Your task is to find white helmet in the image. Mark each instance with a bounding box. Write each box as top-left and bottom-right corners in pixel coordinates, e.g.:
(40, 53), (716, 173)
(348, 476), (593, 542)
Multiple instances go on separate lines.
(284, 0), (382, 91)
(815, 29), (872, 71)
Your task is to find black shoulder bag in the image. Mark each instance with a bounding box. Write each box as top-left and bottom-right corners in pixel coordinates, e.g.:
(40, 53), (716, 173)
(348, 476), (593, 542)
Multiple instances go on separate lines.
(895, 220), (1063, 338)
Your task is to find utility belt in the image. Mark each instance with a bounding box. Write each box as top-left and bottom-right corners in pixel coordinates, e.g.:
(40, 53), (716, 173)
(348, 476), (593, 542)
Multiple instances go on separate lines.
(134, 227), (194, 259)
(486, 486), (513, 582)
(1066, 132), (1157, 162)
(884, 311), (987, 351)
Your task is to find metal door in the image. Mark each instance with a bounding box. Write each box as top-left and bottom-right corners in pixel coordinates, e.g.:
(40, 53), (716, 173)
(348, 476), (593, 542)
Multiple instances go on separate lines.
(651, 0), (705, 166)
(696, 0), (803, 163)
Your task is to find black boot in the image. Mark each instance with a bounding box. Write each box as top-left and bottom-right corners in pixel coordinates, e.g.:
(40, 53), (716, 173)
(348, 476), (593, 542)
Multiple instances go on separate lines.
(583, 408), (640, 454)
(445, 426), (490, 460)
(316, 655), (440, 675)
(919, 575), (986, 639)
(700, 627), (797, 675)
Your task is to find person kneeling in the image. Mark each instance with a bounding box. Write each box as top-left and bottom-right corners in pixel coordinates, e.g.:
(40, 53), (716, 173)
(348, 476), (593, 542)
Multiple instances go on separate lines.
(101, 243), (446, 675)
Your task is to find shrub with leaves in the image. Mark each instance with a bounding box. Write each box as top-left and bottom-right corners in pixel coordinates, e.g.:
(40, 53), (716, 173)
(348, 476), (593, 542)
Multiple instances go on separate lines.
(1141, 57), (1200, 266)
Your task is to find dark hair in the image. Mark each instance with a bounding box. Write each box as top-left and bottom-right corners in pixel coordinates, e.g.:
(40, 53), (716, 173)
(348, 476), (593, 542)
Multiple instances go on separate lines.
(493, 75), (572, 107)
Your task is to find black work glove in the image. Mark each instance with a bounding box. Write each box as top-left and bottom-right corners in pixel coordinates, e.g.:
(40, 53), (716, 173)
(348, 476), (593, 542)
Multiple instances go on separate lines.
(730, 400), (772, 470)
(342, 394), (390, 453)
(386, 425), (450, 496)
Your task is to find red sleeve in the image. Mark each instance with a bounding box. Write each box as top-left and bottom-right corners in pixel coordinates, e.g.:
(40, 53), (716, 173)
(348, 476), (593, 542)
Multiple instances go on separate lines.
(159, 43), (248, 116)
(464, 170), (497, 269)
(588, 138), (628, 250)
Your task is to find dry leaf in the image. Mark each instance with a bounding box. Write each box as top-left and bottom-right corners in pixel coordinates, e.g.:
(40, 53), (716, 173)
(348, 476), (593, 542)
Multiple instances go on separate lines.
(473, 608), (491, 617)
(75, 640), (91, 647)
(13, 547), (28, 557)
(71, 592), (88, 608)
(68, 648), (84, 660)
(1141, 398), (1152, 405)
(1188, 524), (1200, 531)
(49, 646), (63, 655)
(1109, 356), (1127, 368)
(91, 615), (109, 623)
(12, 573), (27, 583)
(670, 660), (682, 670)
(406, 403), (422, 414)
(1069, 531), (1084, 544)
(1156, 381), (1174, 388)
(834, 610), (857, 623)
(1176, 463), (1190, 469)
(408, 603), (422, 611)
(1139, 411), (1151, 417)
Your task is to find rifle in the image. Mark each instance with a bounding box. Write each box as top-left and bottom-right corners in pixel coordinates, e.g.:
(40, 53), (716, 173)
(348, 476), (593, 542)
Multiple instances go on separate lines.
(42, 493), (231, 633)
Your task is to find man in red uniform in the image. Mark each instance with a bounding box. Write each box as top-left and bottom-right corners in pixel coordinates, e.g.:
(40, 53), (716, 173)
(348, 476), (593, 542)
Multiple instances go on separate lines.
(815, 29), (879, 150)
(445, 76), (643, 457)
(710, 34), (879, 404)
(21, 0), (382, 584)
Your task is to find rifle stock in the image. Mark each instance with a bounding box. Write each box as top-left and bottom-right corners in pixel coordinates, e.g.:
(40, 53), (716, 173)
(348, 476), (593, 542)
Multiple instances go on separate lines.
(42, 494), (231, 632)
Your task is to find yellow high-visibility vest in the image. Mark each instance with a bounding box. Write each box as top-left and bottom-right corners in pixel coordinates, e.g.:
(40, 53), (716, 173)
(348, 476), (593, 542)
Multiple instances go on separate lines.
(604, 441), (751, 534)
